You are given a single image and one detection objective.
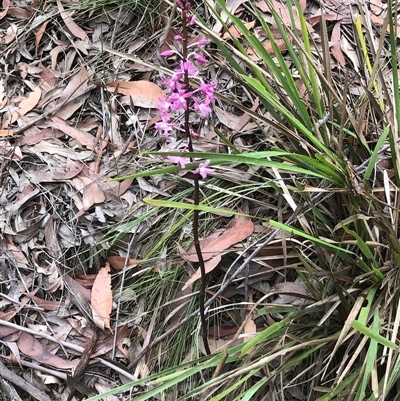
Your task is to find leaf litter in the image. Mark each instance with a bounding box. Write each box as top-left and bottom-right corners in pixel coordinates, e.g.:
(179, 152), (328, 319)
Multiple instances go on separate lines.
(0, 0), (397, 399)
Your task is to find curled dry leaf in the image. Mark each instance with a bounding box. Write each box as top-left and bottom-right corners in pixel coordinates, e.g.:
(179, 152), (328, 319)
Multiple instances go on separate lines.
(272, 280), (311, 305)
(0, 0), (10, 19)
(31, 141), (94, 160)
(23, 293), (66, 311)
(81, 176), (106, 210)
(2, 86), (41, 128)
(35, 20), (50, 57)
(243, 293), (257, 342)
(106, 80), (166, 109)
(6, 242), (28, 264)
(181, 214), (254, 290)
(331, 21), (345, 66)
(48, 117), (96, 150)
(181, 214), (254, 262)
(71, 175), (106, 211)
(17, 332), (78, 370)
(3, 23), (17, 44)
(56, 0), (88, 40)
(91, 262), (113, 331)
(106, 256), (140, 270)
(182, 255), (221, 291)
(211, 0), (247, 33)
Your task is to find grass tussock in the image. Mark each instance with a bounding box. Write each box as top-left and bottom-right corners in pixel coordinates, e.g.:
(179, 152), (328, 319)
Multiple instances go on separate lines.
(99, 0), (400, 399)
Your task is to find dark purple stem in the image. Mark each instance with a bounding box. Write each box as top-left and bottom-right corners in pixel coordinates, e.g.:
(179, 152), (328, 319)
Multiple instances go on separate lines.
(181, 1), (211, 355)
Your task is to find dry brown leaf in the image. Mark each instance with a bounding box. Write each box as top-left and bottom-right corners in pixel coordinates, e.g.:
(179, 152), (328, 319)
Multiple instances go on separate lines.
(106, 80), (166, 109)
(182, 254), (222, 290)
(17, 332), (78, 369)
(331, 22), (345, 66)
(48, 117), (96, 150)
(3, 23), (17, 44)
(17, 62), (29, 79)
(273, 280), (310, 305)
(256, 0), (306, 29)
(57, 66), (90, 103)
(64, 274), (91, 301)
(74, 40), (89, 55)
(198, 336), (239, 355)
(181, 215), (254, 262)
(223, 20), (255, 39)
(106, 177), (135, 197)
(165, 273), (192, 331)
(38, 62), (58, 87)
(91, 262), (112, 331)
(107, 256), (140, 270)
(32, 141), (93, 160)
(0, 0), (10, 19)
(212, 0), (248, 33)
(0, 129), (13, 137)
(214, 106), (243, 129)
(74, 273), (97, 288)
(340, 35), (360, 72)
(52, 159), (84, 180)
(82, 176), (106, 210)
(243, 293), (257, 342)
(23, 293), (66, 311)
(209, 324), (239, 339)
(370, 12), (400, 37)
(177, 230), (223, 262)
(6, 6), (32, 19)
(17, 128), (64, 145)
(93, 325), (128, 357)
(56, 0), (88, 40)
(50, 45), (67, 70)
(2, 86), (41, 128)
(35, 20), (50, 57)
(181, 215), (254, 289)
(67, 318), (95, 337)
(6, 242), (28, 264)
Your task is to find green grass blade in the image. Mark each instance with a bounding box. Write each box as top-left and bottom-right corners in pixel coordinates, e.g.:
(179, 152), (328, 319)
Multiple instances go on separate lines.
(351, 320), (398, 350)
(143, 198), (251, 216)
(363, 125), (390, 182)
(241, 313), (296, 356)
(269, 220), (352, 254)
(355, 310), (380, 401)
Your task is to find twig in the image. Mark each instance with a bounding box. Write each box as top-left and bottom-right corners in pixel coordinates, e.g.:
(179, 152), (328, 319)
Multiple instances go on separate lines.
(0, 359), (53, 401)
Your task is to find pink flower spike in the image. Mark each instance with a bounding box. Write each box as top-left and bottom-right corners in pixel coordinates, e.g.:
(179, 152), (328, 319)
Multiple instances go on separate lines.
(197, 38), (209, 46)
(157, 95), (172, 112)
(168, 88), (193, 110)
(155, 120), (172, 139)
(199, 82), (215, 99)
(179, 60), (198, 76)
(195, 54), (207, 64)
(192, 160), (214, 179)
(161, 50), (174, 57)
(193, 98), (212, 118)
(188, 14), (196, 25)
(168, 156), (190, 168)
(174, 35), (183, 41)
